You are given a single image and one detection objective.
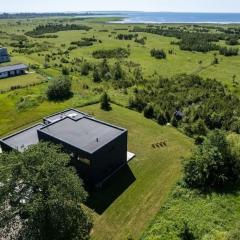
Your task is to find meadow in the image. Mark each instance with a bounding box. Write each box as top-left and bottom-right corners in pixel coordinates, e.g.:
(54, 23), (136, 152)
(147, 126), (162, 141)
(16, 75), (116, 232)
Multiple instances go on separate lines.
(0, 17), (240, 239)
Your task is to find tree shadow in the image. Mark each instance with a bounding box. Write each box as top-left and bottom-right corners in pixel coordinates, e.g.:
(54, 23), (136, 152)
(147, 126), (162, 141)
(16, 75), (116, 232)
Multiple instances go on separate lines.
(86, 164), (136, 215)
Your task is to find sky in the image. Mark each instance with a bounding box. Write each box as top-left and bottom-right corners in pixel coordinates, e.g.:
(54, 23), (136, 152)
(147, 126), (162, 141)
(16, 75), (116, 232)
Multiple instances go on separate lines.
(1, 0), (240, 13)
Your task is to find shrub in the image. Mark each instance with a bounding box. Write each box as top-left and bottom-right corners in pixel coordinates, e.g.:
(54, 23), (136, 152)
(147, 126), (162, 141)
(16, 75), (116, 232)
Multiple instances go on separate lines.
(81, 61), (91, 76)
(143, 104), (154, 119)
(219, 47), (239, 56)
(100, 92), (111, 111)
(113, 62), (124, 80)
(62, 67), (69, 75)
(46, 76), (72, 101)
(183, 131), (240, 190)
(93, 67), (101, 83)
(150, 48), (166, 59)
(226, 38), (239, 46)
(92, 48), (129, 59)
(156, 110), (168, 125)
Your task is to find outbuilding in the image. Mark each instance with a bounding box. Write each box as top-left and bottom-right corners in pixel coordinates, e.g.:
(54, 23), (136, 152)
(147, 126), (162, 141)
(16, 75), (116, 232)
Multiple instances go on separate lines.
(0, 48), (10, 63)
(0, 64), (28, 79)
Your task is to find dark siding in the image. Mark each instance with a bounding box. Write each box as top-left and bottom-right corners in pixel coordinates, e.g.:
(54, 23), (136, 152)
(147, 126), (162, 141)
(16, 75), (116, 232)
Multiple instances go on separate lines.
(0, 141), (14, 152)
(90, 131), (128, 184)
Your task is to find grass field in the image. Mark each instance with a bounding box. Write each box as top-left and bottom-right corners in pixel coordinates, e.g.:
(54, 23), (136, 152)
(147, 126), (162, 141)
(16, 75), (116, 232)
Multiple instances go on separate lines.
(78, 104), (193, 240)
(0, 17), (239, 239)
(0, 73), (44, 91)
(1, 18), (240, 93)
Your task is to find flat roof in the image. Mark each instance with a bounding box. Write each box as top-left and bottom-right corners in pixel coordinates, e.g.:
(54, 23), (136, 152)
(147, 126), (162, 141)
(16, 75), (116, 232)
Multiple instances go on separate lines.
(44, 109), (87, 123)
(1, 124), (44, 152)
(0, 64), (28, 74)
(39, 117), (126, 153)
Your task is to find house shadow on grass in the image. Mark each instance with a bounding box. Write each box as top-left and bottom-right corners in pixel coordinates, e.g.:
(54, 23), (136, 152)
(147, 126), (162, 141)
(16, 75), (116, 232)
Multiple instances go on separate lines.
(86, 165), (136, 215)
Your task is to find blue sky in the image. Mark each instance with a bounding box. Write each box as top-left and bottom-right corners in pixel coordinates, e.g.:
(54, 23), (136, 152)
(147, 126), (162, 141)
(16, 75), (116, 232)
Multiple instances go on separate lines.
(1, 0), (240, 13)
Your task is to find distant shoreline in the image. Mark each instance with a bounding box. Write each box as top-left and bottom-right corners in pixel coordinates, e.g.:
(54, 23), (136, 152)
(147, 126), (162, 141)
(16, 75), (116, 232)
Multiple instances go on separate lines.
(1, 11), (240, 24)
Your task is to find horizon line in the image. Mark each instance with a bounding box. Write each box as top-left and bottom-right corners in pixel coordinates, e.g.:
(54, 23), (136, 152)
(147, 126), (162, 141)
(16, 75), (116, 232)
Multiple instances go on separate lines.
(1, 11), (240, 14)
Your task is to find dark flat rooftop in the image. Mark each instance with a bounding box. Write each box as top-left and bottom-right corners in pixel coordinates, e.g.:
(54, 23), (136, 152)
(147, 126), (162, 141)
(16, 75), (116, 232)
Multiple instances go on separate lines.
(1, 124), (44, 152)
(44, 109), (87, 123)
(39, 117), (125, 153)
(0, 64), (28, 74)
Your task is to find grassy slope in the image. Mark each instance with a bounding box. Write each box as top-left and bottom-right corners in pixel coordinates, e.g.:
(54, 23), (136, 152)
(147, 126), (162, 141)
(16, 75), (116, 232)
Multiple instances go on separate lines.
(79, 104), (193, 240)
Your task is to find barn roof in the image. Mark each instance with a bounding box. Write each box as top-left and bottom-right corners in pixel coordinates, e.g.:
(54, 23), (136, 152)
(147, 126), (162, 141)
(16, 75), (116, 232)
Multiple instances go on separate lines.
(0, 64), (28, 74)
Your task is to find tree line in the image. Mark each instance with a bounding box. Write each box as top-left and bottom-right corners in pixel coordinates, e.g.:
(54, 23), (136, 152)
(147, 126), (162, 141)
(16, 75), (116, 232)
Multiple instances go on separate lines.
(25, 23), (91, 37)
(129, 74), (240, 139)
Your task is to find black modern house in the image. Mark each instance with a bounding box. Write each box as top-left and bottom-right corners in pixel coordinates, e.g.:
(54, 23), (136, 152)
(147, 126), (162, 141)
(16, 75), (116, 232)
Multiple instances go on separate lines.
(0, 109), (128, 185)
(0, 64), (28, 79)
(0, 48), (10, 63)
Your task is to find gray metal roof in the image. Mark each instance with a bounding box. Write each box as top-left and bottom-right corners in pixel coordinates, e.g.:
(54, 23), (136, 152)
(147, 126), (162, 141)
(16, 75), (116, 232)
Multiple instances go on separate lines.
(39, 117), (126, 153)
(1, 124), (45, 152)
(0, 64), (28, 74)
(44, 109), (87, 124)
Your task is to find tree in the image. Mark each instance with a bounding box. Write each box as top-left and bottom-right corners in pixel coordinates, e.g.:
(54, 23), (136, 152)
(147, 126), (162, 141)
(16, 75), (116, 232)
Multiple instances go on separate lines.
(99, 58), (110, 79)
(113, 62), (123, 80)
(100, 92), (111, 111)
(81, 61), (91, 76)
(62, 66), (69, 75)
(133, 67), (143, 83)
(156, 110), (168, 125)
(46, 76), (72, 101)
(143, 104), (154, 119)
(92, 67), (101, 83)
(183, 131), (240, 190)
(150, 48), (166, 59)
(0, 143), (92, 240)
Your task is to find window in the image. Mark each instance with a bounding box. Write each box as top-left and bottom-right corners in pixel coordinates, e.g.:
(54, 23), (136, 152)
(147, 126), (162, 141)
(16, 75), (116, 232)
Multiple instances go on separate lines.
(78, 156), (90, 166)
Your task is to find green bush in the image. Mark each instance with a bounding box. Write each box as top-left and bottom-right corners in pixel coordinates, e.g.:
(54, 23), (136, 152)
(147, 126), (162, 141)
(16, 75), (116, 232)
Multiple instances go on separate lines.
(150, 48), (166, 59)
(183, 131), (240, 190)
(46, 76), (72, 101)
(100, 92), (111, 111)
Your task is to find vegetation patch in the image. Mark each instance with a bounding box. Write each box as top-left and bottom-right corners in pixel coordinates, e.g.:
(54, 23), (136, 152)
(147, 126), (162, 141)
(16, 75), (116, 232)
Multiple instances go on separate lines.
(92, 48), (130, 59)
(142, 132), (240, 240)
(25, 23), (91, 37)
(129, 74), (240, 138)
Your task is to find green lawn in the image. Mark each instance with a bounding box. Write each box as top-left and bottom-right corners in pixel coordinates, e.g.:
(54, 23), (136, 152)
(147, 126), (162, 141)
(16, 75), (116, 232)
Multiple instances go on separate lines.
(78, 104), (193, 240)
(0, 73), (44, 91)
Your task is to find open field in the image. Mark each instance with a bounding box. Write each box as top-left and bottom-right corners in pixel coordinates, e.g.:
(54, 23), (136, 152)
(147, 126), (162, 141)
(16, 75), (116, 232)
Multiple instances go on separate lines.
(0, 72), (44, 91)
(0, 17), (240, 239)
(1, 18), (240, 93)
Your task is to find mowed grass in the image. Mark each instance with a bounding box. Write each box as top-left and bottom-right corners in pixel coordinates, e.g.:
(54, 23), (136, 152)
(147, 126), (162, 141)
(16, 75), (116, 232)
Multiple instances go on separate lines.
(0, 73), (44, 91)
(78, 104), (193, 240)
